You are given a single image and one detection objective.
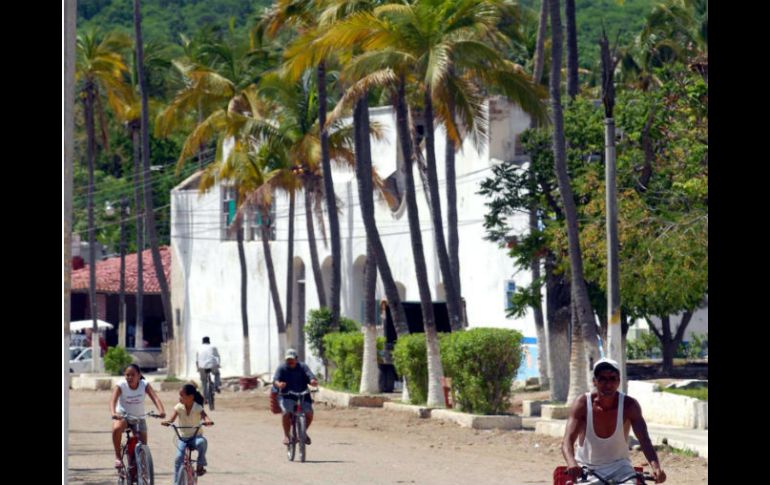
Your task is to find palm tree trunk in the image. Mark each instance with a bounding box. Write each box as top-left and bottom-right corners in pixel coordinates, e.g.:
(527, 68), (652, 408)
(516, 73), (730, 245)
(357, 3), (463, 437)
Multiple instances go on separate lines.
(565, 0), (579, 99)
(533, 0), (549, 85)
(396, 76), (445, 408)
(530, 230), (548, 389)
(353, 95), (409, 336)
(444, 111), (462, 326)
(134, 0), (174, 372)
(545, 252), (570, 402)
(131, 122), (144, 350)
(317, 60), (342, 329)
(422, 91), (462, 332)
(236, 216), (251, 376)
(548, 0), (600, 370)
(261, 210), (286, 356)
(285, 190), (295, 346)
(304, 180), (327, 308)
(360, 240), (379, 394)
(84, 83), (100, 372)
(118, 198), (127, 348)
(567, 300), (588, 404)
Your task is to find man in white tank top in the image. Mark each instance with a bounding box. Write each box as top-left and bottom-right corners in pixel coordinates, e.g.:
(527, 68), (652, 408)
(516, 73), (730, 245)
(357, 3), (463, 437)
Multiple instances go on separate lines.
(561, 358), (667, 484)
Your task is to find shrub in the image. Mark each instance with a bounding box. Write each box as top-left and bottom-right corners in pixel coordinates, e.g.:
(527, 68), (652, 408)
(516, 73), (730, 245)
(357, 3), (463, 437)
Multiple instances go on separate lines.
(104, 346), (134, 376)
(442, 328), (524, 415)
(305, 307), (359, 363)
(323, 331), (384, 392)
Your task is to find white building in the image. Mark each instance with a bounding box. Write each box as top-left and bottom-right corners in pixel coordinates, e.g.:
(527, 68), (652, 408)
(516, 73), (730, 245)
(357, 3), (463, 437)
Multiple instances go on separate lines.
(170, 98), (544, 381)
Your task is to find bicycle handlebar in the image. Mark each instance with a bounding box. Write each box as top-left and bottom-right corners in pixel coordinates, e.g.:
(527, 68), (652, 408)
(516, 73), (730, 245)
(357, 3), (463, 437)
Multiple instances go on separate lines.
(113, 411), (162, 420)
(577, 466), (657, 484)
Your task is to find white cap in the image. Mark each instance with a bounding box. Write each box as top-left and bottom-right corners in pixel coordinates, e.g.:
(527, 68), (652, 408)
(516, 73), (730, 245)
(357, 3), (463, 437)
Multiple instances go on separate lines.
(285, 348), (299, 360)
(593, 357), (620, 377)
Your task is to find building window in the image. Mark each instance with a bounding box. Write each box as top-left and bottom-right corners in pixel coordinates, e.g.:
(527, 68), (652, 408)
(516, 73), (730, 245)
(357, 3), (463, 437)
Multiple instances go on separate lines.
(247, 203), (276, 241)
(222, 186), (238, 241)
(505, 280), (516, 312)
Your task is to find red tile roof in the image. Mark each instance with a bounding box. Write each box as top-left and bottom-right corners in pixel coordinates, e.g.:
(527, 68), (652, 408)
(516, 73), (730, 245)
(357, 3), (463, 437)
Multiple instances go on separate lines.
(71, 247), (170, 295)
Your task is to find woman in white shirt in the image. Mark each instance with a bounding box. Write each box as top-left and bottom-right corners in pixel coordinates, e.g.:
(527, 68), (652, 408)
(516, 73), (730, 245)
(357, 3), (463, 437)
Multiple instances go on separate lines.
(109, 364), (166, 469)
(162, 383), (214, 479)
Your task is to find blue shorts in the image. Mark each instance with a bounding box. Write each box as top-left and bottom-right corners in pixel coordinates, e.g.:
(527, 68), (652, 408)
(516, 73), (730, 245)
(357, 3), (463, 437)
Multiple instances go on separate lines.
(278, 396), (313, 415)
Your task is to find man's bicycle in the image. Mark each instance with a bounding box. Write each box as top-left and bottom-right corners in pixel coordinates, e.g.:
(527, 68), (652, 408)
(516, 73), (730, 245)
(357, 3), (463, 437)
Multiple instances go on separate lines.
(165, 421), (214, 485)
(202, 369), (216, 410)
(283, 389), (317, 463)
(554, 466), (657, 485)
(114, 411), (161, 485)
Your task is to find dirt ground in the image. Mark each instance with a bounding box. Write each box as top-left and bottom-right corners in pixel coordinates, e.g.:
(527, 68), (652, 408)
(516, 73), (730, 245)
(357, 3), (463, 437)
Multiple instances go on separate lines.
(68, 389), (707, 484)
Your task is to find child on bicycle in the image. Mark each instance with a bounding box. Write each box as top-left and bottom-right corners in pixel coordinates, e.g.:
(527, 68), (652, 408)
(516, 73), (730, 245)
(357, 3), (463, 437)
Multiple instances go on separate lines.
(162, 383), (214, 479)
(109, 364), (166, 469)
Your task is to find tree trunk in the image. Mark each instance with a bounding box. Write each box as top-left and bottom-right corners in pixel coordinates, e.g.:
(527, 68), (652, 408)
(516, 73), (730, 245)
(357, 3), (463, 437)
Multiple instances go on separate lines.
(354, 95), (409, 336)
(63, 1), (76, 474)
(533, 0), (549, 85)
(285, 190), (295, 341)
(317, 60), (342, 329)
(396, 76), (445, 408)
(650, 312), (693, 376)
(134, 0), (174, 373)
(84, 83), (100, 372)
(118, 198), (127, 348)
(423, 91), (462, 331)
(445, 103), (463, 327)
(545, 252), (570, 402)
(360, 241), (379, 394)
(261, 209), (286, 339)
(131, 122), (144, 350)
(565, 0), (579, 99)
(567, 300), (588, 404)
(236, 216), (251, 376)
(548, 0), (600, 371)
(304, 181), (327, 308)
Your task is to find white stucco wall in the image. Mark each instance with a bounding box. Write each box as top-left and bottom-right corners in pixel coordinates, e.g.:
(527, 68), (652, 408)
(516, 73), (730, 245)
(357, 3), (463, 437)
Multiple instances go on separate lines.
(171, 98), (541, 380)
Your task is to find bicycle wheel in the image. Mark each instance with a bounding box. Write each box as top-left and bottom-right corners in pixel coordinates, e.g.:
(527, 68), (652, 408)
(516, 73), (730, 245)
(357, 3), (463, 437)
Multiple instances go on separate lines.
(134, 444), (155, 485)
(297, 414), (307, 463)
(287, 417), (296, 461)
(175, 463), (196, 485)
(207, 377), (215, 411)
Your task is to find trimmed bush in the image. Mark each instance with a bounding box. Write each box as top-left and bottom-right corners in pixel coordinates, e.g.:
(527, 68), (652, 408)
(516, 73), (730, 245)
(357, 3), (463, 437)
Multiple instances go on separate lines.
(393, 328), (524, 414)
(392, 333), (451, 404)
(323, 331), (384, 392)
(305, 308), (359, 363)
(442, 328), (524, 415)
(104, 346), (134, 376)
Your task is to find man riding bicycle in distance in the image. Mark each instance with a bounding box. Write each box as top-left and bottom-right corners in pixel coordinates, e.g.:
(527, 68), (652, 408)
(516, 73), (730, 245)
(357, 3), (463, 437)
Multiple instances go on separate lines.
(196, 336), (221, 397)
(562, 358), (667, 484)
(273, 349), (318, 446)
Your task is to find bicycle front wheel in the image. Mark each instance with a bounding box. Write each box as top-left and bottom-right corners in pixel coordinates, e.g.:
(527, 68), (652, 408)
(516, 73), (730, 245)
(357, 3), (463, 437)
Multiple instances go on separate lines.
(287, 417), (296, 461)
(297, 414), (307, 463)
(134, 444), (155, 485)
(207, 379), (215, 411)
(175, 463), (196, 485)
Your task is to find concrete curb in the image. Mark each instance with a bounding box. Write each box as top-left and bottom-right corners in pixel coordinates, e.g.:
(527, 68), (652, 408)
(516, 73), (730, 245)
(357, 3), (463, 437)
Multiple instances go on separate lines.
(382, 401), (432, 418)
(431, 409), (522, 430)
(315, 387), (390, 408)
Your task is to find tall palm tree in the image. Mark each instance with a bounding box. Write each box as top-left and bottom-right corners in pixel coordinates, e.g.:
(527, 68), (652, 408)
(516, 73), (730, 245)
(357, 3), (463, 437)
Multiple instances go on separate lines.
(565, 0), (579, 98)
(76, 29), (132, 371)
(359, 240), (379, 393)
(259, 0), (344, 331)
(547, 0), (600, 387)
(134, 0), (174, 373)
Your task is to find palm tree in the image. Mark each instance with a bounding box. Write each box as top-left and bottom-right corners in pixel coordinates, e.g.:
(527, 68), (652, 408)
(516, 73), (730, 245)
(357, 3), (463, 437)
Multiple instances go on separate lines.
(134, 0), (174, 372)
(359, 240), (379, 394)
(547, 0), (600, 388)
(565, 0), (579, 98)
(281, 0), (413, 342)
(76, 29), (131, 371)
(259, 0), (344, 331)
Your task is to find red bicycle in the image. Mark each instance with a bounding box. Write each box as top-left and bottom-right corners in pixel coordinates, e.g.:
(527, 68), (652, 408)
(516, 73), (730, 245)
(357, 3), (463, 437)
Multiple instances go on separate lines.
(554, 466), (657, 485)
(166, 421), (214, 484)
(114, 411), (161, 485)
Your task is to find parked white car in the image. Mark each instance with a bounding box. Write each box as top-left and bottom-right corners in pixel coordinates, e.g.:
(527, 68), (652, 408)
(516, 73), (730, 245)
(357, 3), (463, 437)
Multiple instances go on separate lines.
(69, 346), (93, 373)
